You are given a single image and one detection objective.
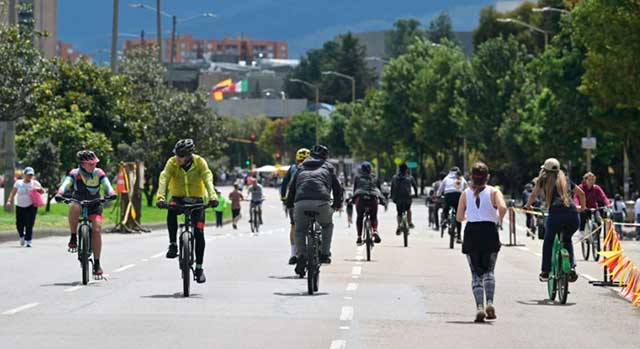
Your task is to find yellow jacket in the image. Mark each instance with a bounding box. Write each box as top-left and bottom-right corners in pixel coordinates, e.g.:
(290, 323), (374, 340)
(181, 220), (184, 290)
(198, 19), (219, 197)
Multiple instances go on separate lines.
(157, 154), (216, 200)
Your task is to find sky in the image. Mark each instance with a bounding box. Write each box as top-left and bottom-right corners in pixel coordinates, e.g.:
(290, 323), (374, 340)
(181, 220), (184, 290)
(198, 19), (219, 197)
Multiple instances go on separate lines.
(57, 0), (509, 61)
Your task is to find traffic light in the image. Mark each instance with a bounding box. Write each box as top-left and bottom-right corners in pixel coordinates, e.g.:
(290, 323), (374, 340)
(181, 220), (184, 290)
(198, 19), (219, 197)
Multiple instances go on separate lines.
(245, 159), (251, 167)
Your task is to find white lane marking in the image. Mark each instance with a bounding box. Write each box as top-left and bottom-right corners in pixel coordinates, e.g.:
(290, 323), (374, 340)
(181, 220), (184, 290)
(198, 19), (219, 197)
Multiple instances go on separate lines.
(517, 246), (530, 251)
(352, 275), (360, 279)
(346, 283), (358, 291)
(533, 252), (542, 257)
(330, 340), (346, 349)
(355, 261), (363, 265)
(2, 303), (39, 315)
(141, 258), (149, 262)
(344, 296), (353, 300)
(64, 285), (84, 293)
(581, 273), (597, 282)
(339, 306), (354, 321)
(150, 251), (165, 259)
(339, 326), (350, 330)
(351, 266), (362, 275)
(113, 264), (136, 273)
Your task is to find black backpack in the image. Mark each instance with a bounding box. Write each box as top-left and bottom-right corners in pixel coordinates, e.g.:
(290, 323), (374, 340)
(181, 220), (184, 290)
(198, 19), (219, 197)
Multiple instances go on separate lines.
(394, 175), (412, 200)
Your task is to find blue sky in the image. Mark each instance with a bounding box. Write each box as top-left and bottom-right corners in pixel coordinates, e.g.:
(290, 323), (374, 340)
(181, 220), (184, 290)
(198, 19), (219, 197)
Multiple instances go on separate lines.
(58, 0), (499, 60)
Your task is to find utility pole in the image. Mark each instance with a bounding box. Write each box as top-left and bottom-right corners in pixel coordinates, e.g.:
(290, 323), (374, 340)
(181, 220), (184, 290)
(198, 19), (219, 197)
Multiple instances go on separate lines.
(156, 0), (162, 63)
(624, 138), (630, 201)
(8, 0), (16, 25)
(315, 87), (320, 145)
(169, 15), (176, 87)
(3, 0), (17, 211)
(110, 0), (119, 72)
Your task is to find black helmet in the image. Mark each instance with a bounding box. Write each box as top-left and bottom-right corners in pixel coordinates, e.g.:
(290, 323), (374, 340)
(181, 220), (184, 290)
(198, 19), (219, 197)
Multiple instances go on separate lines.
(77, 150), (99, 164)
(360, 161), (372, 174)
(311, 145), (329, 160)
(173, 139), (195, 157)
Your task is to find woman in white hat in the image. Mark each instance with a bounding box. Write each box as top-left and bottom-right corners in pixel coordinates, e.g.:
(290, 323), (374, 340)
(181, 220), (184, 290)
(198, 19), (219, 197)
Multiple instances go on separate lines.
(525, 158), (586, 282)
(5, 167), (43, 247)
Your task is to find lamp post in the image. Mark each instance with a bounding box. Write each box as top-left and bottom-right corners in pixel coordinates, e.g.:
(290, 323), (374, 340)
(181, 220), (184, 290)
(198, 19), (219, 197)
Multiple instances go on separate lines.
(497, 18), (551, 48)
(111, 0), (119, 72)
(289, 78), (320, 145)
(532, 7), (570, 14)
(321, 71), (355, 103)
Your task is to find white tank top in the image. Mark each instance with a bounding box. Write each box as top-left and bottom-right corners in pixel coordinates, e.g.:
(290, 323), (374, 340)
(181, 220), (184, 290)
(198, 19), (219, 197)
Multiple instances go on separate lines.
(465, 186), (499, 223)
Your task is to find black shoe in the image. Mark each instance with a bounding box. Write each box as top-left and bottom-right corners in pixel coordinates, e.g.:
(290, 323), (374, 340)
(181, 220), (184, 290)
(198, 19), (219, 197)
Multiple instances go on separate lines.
(320, 254), (332, 264)
(456, 238), (462, 244)
(93, 263), (103, 279)
(539, 272), (549, 282)
(68, 235), (77, 252)
(409, 223), (415, 229)
(288, 256), (298, 265)
(194, 268), (206, 283)
(166, 244), (178, 259)
(232, 224), (237, 229)
(295, 255), (306, 276)
(356, 237), (363, 245)
(569, 268), (578, 282)
(396, 228), (402, 236)
(372, 233), (381, 244)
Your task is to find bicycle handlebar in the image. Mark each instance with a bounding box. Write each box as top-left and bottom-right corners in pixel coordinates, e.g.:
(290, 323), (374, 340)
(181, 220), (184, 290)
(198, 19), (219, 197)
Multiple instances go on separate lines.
(59, 196), (114, 206)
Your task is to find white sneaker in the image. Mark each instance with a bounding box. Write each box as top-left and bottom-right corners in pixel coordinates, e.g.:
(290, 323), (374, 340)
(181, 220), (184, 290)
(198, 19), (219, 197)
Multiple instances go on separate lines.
(26, 241), (32, 248)
(19, 237), (25, 247)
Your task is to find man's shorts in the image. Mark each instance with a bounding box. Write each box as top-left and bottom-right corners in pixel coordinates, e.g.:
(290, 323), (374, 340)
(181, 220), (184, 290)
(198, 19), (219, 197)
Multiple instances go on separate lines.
(232, 208), (241, 218)
(395, 200), (412, 217)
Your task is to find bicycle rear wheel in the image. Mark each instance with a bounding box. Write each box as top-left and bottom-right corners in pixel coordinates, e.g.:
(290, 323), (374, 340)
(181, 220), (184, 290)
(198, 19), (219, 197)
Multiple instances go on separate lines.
(181, 233), (191, 297)
(580, 239), (590, 261)
(79, 224), (91, 285)
(306, 245), (316, 295)
(365, 220), (372, 261)
(557, 250), (569, 304)
(403, 225), (408, 247)
(547, 274), (557, 301)
(592, 229), (601, 262)
(449, 223), (455, 249)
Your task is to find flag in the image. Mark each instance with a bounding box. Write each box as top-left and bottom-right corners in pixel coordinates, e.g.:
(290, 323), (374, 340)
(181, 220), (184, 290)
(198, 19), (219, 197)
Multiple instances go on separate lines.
(222, 80), (248, 93)
(211, 79), (232, 101)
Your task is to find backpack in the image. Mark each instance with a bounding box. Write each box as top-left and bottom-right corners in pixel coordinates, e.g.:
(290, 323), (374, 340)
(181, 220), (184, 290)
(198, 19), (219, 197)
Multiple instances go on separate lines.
(394, 175), (412, 201)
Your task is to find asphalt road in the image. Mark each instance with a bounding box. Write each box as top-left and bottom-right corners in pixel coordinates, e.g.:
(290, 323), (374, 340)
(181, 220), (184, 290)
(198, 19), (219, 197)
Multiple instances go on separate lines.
(1, 187), (638, 349)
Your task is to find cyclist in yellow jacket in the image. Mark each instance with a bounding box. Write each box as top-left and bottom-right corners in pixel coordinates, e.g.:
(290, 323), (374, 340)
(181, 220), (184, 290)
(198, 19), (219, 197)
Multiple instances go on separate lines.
(156, 139), (218, 283)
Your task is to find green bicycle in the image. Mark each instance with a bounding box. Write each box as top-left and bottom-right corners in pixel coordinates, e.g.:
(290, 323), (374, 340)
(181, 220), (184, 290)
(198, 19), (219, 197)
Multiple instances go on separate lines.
(548, 229), (572, 304)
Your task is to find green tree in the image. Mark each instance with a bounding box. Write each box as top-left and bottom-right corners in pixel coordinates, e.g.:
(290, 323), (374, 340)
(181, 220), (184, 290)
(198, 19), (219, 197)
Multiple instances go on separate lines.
(22, 138), (62, 211)
(385, 18), (426, 58)
(283, 112), (328, 150)
(427, 11), (458, 44)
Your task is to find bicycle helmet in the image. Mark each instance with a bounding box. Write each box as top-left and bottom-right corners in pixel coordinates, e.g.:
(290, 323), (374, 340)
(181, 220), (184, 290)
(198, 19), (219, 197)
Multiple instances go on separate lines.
(360, 161), (372, 174)
(173, 139), (195, 157)
(77, 150), (100, 164)
(311, 145), (329, 160)
(296, 148), (311, 162)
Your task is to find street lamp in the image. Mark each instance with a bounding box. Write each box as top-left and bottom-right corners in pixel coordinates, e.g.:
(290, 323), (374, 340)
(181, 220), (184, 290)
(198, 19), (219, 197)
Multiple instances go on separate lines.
(532, 7), (570, 14)
(321, 71), (355, 103)
(289, 78), (320, 145)
(129, 2), (168, 63)
(497, 17), (551, 48)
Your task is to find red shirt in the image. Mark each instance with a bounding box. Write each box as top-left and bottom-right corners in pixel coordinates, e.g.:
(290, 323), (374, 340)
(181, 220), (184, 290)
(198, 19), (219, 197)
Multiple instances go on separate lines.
(574, 183), (610, 209)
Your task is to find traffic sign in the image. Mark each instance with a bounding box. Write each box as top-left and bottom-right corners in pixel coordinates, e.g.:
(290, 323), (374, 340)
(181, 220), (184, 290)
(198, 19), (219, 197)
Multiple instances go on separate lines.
(406, 161), (418, 169)
(581, 137), (596, 150)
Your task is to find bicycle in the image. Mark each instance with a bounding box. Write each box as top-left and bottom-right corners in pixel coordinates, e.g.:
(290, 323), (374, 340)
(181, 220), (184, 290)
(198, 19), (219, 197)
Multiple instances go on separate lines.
(548, 227), (572, 304)
(400, 210), (410, 247)
(300, 210), (323, 295)
(441, 206), (458, 249)
(160, 201), (211, 297)
(580, 208), (605, 262)
(363, 206), (374, 261)
(249, 200), (263, 233)
(60, 197), (112, 285)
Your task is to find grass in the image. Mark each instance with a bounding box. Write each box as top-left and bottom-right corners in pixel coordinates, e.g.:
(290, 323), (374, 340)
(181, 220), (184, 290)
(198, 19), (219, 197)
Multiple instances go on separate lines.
(0, 200), (231, 232)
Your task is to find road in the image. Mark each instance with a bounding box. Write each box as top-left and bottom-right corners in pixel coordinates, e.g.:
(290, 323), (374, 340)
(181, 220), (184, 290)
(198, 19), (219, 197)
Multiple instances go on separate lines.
(0, 187), (638, 348)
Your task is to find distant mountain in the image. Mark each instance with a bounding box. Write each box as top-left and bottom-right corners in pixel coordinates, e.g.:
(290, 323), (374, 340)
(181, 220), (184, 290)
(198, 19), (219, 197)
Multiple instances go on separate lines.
(58, 0), (497, 61)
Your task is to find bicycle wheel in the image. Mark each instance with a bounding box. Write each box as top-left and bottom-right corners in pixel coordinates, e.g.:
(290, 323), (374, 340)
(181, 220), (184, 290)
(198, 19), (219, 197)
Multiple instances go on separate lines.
(448, 220), (455, 249)
(581, 221), (591, 260)
(440, 215), (446, 238)
(557, 250), (569, 304)
(306, 244), (316, 295)
(403, 224), (408, 247)
(79, 224), (91, 285)
(365, 220), (372, 262)
(181, 232), (191, 297)
(547, 273), (557, 301)
(592, 228), (601, 262)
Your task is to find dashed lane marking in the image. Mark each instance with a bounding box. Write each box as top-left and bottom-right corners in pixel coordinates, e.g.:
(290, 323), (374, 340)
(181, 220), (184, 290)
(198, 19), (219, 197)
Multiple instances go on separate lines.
(581, 273), (597, 282)
(2, 303), (39, 315)
(351, 266), (362, 275)
(150, 251), (165, 259)
(113, 264), (136, 273)
(346, 283), (358, 291)
(340, 306), (354, 321)
(330, 340), (346, 349)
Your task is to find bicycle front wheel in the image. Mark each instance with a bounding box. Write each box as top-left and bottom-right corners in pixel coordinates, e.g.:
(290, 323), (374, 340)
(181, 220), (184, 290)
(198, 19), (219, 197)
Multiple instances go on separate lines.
(403, 226), (409, 247)
(557, 250), (569, 304)
(181, 233), (191, 297)
(365, 222), (372, 262)
(580, 239), (590, 261)
(592, 230), (601, 262)
(79, 224), (91, 285)
(449, 224), (455, 249)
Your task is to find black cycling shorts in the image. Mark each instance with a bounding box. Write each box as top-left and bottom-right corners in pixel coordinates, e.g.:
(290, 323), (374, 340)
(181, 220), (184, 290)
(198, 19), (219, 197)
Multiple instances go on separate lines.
(396, 201), (412, 217)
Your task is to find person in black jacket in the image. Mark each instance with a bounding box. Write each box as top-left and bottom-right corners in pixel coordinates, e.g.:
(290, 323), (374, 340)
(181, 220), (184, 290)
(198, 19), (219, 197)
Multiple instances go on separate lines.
(280, 148), (311, 265)
(286, 145), (343, 275)
(391, 163), (418, 234)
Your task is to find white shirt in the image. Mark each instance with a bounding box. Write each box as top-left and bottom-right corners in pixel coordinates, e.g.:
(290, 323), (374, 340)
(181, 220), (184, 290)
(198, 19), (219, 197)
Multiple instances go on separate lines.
(635, 199), (640, 215)
(13, 179), (42, 208)
(437, 172), (468, 196)
(612, 200), (626, 214)
(248, 184), (264, 202)
(464, 186), (499, 223)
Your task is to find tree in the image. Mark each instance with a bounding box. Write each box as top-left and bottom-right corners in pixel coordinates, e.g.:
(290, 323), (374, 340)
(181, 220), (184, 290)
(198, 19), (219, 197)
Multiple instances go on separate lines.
(324, 106), (350, 157)
(427, 12), (458, 44)
(283, 112), (329, 150)
(258, 118), (289, 161)
(571, 0), (640, 109)
(385, 19), (426, 58)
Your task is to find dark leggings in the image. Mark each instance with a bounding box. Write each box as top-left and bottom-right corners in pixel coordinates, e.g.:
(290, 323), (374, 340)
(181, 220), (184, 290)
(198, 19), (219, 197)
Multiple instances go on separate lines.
(542, 210), (580, 272)
(355, 197), (378, 236)
(443, 192), (462, 237)
(16, 205), (37, 241)
(167, 206), (206, 265)
(215, 211), (223, 227)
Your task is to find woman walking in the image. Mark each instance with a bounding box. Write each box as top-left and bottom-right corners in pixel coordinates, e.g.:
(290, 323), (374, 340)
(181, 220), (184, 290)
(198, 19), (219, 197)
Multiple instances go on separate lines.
(214, 189), (227, 228)
(5, 167), (43, 247)
(456, 162), (506, 322)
